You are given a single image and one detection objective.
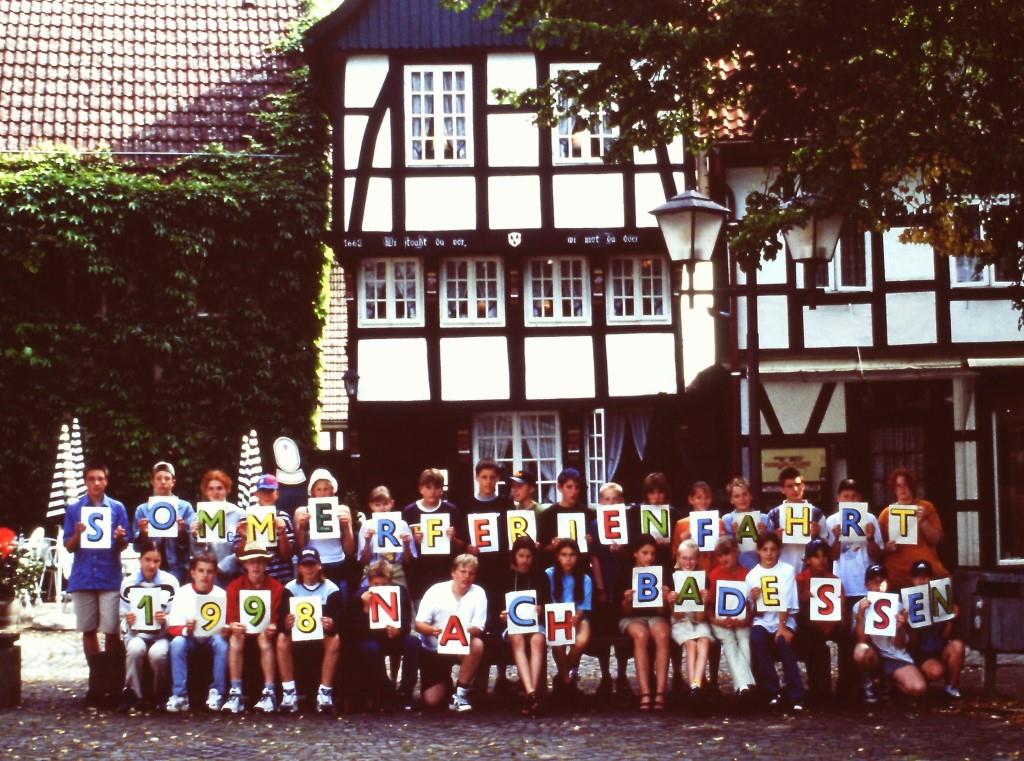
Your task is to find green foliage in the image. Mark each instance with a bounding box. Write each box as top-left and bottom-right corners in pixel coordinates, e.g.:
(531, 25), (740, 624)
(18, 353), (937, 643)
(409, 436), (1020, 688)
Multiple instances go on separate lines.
(0, 17), (330, 528)
(467, 0), (1024, 282)
(0, 534), (44, 601)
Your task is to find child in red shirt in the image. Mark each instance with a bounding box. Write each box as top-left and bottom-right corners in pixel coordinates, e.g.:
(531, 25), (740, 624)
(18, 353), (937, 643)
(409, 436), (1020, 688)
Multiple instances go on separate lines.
(795, 538), (845, 703)
(707, 536), (755, 695)
(223, 543), (284, 714)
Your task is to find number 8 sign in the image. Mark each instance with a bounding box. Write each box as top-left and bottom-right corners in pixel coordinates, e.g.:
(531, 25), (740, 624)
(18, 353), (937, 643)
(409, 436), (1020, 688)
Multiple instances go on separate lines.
(240, 590), (272, 633)
(289, 597), (323, 642)
(194, 594), (224, 638)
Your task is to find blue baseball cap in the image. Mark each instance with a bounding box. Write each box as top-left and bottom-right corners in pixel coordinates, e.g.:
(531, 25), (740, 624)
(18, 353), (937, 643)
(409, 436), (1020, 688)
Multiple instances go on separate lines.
(256, 474), (279, 491)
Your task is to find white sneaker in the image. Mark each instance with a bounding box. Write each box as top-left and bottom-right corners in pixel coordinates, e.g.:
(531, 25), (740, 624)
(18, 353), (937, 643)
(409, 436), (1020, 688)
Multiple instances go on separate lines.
(448, 690), (473, 713)
(944, 684), (963, 700)
(221, 688), (244, 714)
(206, 689), (224, 712)
(255, 688), (277, 714)
(316, 689), (334, 713)
(863, 679), (878, 704)
(280, 689), (299, 713)
(165, 695), (190, 713)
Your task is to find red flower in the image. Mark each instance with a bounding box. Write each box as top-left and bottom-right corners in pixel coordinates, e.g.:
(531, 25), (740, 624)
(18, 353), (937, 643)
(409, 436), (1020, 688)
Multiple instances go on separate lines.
(0, 527), (15, 559)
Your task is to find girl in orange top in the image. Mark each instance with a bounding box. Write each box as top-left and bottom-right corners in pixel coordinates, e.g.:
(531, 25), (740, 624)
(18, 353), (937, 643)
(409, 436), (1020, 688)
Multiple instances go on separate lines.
(879, 467), (947, 590)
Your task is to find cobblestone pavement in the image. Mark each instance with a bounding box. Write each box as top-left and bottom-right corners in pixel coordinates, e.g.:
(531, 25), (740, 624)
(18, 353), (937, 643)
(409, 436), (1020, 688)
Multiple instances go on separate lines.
(5, 632), (1024, 760)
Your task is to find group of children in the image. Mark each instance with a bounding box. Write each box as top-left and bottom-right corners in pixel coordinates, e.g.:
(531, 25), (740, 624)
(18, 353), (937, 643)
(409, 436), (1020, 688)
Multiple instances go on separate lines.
(64, 458), (965, 716)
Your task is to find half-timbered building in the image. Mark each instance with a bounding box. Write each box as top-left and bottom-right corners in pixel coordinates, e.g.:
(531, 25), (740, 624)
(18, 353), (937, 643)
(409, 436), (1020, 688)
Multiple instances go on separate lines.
(305, 0), (713, 504)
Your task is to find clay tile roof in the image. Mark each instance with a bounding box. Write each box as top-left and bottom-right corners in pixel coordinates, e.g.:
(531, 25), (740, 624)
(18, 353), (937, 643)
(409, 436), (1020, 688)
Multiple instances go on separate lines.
(0, 0), (306, 156)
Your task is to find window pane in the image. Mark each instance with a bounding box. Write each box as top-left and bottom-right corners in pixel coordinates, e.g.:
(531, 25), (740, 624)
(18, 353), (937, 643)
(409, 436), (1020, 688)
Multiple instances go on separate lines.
(839, 227), (867, 287)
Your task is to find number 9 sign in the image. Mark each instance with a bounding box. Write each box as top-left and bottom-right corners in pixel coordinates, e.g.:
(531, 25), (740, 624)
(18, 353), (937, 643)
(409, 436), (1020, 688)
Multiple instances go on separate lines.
(289, 597), (323, 642)
(194, 594), (224, 638)
(240, 590), (271, 633)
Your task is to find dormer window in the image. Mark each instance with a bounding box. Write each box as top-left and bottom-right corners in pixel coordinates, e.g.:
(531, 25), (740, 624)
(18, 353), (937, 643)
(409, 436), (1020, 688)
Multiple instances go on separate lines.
(406, 65), (473, 166)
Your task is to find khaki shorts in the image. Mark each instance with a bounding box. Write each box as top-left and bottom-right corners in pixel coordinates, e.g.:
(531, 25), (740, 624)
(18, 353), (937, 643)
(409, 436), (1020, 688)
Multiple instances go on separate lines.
(618, 615), (668, 635)
(73, 590), (120, 634)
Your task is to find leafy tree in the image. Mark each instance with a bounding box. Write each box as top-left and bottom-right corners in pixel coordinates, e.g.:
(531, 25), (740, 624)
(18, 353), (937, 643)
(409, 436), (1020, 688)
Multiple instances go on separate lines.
(466, 0), (1024, 281)
(0, 17), (330, 527)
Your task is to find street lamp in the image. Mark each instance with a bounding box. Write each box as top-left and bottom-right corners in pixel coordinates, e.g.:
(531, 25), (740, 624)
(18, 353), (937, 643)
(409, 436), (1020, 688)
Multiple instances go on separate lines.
(342, 368), (359, 399)
(651, 188), (842, 501)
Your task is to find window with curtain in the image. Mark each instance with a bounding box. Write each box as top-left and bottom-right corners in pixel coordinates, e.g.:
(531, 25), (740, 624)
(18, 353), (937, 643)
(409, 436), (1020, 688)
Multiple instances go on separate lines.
(525, 257), (590, 325)
(358, 258), (423, 327)
(608, 256), (670, 323)
(441, 258), (504, 325)
(811, 226), (870, 290)
(406, 65), (472, 165)
(551, 65), (617, 163)
(474, 412), (561, 502)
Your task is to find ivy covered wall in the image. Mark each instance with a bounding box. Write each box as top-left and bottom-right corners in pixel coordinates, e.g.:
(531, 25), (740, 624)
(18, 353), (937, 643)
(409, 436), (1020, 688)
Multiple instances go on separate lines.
(0, 28), (331, 527)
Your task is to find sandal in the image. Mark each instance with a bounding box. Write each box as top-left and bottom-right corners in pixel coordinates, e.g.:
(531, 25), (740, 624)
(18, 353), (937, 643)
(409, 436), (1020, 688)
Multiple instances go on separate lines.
(653, 692), (667, 711)
(639, 693), (653, 711)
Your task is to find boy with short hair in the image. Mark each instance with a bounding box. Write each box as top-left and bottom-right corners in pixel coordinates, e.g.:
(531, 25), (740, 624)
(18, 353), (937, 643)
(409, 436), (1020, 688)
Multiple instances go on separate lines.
(795, 538), (845, 703)
(132, 461), (196, 584)
(223, 543), (284, 713)
(234, 474), (295, 585)
(165, 553), (230, 712)
(414, 554), (488, 712)
(64, 461), (130, 706)
(277, 548), (345, 713)
(852, 564), (927, 702)
(765, 467), (827, 572)
(358, 485), (416, 589)
(402, 468), (467, 600)
(908, 560), (965, 699)
(509, 469), (545, 515)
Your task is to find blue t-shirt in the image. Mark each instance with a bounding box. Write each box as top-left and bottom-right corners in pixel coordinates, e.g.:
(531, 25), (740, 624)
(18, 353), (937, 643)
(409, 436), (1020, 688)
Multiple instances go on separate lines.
(64, 494), (130, 592)
(545, 566), (593, 611)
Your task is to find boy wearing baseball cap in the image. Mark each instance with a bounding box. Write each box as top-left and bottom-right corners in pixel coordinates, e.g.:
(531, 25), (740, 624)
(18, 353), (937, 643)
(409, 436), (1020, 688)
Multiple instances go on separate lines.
(223, 543), (284, 713)
(133, 461), (196, 584)
(234, 474), (295, 585)
(908, 560), (965, 699)
(276, 548), (345, 713)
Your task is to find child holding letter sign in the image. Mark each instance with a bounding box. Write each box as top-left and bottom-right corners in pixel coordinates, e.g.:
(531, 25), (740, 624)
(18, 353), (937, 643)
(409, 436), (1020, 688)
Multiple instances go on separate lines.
(722, 476), (765, 570)
(117, 539), (179, 711)
(496, 536), (549, 716)
(907, 560), (965, 699)
(765, 467), (827, 572)
(189, 470), (245, 586)
(707, 537), (756, 697)
(853, 564), (927, 702)
(414, 554), (487, 712)
(234, 474), (295, 585)
(402, 468), (467, 601)
(879, 467), (947, 591)
(132, 461), (196, 584)
(276, 548), (345, 713)
(794, 539), (845, 704)
(620, 534), (672, 711)
(223, 543), (284, 714)
(545, 538), (593, 698)
(359, 485), (416, 590)
(293, 468), (355, 587)
(746, 532), (805, 711)
(64, 461), (130, 707)
(360, 560), (420, 711)
(668, 539), (713, 698)
(165, 552), (230, 712)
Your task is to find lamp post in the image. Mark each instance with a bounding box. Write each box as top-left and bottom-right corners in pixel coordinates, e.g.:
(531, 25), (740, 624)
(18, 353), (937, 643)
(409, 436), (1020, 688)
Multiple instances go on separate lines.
(651, 189), (842, 501)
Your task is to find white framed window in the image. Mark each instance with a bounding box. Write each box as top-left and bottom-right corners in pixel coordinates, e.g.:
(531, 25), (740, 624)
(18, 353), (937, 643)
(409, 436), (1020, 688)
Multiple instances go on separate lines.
(801, 227), (872, 291)
(551, 64), (617, 163)
(440, 257), (505, 326)
(358, 258), (424, 327)
(951, 256), (1018, 287)
(524, 257), (591, 326)
(585, 408), (606, 503)
(474, 412), (562, 503)
(405, 65), (473, 165)
(607, 255), (671, 323)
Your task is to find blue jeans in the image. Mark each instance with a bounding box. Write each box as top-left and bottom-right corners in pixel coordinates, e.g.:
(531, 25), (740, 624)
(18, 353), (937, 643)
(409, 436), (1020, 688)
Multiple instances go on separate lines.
(750, 625), (805, 702)
(170, 634), (229, 697)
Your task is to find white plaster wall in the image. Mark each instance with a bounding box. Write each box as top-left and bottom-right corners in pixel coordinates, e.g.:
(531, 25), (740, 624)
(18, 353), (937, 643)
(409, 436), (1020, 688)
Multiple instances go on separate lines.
(524, 336), (596, 399)
(405, 177), (476, 231)
(951, 299), (1023, 342)
(362, 178), (392, 232)
(883, 228), (934, 281)
(737, 294), (789, 349)
(803, 303), (873, 348)
(344, 55), (389, 108)
(552, 174), (624, 228)
(357, 338), (430, 401)
(606, 332), (678, 396)
(886, 292), (937, 345)
(344, 115), (368, 171)
(488, 176), (542, 229)
(487, 113), (540, 167)
(634, 172), (668, 229)
(440, 337), (511, 400)
(486, 53), (536, 105)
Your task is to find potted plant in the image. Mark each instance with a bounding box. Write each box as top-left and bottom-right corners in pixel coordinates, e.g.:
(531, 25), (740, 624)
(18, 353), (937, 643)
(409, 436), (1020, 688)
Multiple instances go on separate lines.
(0, 528), (43, 631)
